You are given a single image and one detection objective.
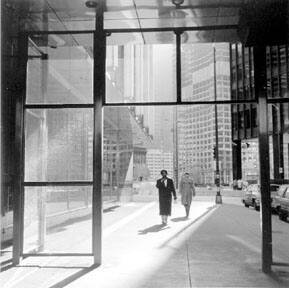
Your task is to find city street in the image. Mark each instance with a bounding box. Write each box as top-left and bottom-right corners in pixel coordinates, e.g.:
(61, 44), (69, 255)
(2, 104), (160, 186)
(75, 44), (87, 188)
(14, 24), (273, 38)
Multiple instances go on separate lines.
(1, 195), (288, 288)
(141, 201), (289, 288)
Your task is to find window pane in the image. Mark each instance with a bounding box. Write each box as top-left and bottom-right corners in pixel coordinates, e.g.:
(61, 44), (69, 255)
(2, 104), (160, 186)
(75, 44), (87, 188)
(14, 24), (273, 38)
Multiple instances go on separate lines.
(26, 34), (93, 104)
(25, 109), (93, 182)
(177, 104), (232, 184)
(103, 106), (174, 201)
(181, 43), (231, 102)
(23, 186), (92, 254)
(106, 33), (176, 103)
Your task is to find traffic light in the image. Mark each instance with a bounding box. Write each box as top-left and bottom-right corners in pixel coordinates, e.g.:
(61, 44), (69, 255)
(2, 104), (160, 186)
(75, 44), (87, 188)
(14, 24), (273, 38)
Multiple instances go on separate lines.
(213, 146), (217, 160)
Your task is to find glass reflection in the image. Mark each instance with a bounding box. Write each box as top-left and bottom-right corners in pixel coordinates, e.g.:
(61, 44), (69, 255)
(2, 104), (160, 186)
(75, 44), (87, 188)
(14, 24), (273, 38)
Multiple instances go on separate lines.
(102, 104), (233, 203)
(106, 37), (176, 103)
(25, 109), (93, 182)
(23, 186), (92, 254)
(27, 34), (93, 104)
(181, 43), (231, 102)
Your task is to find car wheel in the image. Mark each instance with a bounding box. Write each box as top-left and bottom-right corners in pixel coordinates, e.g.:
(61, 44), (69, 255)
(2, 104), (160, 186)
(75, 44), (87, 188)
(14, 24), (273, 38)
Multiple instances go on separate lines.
(279, 213), (287, 221)
(275, 206), (280, 215)
(254, 202), (260, 211)
(244, 203), (249, 208)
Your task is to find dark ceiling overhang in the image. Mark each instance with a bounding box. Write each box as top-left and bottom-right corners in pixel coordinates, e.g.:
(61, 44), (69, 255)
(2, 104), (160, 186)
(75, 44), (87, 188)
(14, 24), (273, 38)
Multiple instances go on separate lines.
(2, 0), (289, 45)
(238, 0), (288, 46)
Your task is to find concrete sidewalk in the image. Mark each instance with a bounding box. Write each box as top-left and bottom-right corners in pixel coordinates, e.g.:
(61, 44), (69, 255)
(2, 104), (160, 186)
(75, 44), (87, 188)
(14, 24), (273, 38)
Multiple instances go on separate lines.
(2, 198), (289, 288)
(1, 199), (216, 288)
(65, 200), (289, 288)
(140, 204), (289, 288)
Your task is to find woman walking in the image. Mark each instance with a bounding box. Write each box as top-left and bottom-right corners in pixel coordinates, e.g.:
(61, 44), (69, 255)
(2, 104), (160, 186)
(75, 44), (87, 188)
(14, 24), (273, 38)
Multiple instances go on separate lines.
(156, 170), (177, 225)
(179, 173), (196, 218)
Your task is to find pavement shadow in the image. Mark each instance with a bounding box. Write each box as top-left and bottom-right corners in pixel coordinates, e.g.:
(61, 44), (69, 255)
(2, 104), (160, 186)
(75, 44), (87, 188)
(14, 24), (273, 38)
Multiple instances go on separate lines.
(138, 224), (170, 235)
(48, 264), (99, 288)
(47, 214), (92, 235)
(47, 205), (121, 235)
(267, 268), (289, 287)
(103, 205), (121, 213)
(273, 262), (289, 267)
(171, 216), (188, 222)
(158, 206), (216, 249)
(0, 258), (13, 272)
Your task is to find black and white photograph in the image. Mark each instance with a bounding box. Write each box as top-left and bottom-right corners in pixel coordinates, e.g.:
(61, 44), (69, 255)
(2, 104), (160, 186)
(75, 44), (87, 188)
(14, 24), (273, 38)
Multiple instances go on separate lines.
(1, 1), (289, 287)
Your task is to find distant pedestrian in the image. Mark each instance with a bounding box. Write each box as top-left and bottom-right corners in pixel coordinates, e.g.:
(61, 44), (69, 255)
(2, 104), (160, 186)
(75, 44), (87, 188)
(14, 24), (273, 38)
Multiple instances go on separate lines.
(179, 172), (196, 218)
(156, 170), (177, 225)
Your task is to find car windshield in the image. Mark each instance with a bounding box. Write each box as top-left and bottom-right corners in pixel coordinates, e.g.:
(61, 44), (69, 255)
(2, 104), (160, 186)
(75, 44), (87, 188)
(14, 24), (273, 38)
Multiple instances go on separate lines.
(251, 185), (260, 194)
(278, 186), (288, 196)
(270, 185), (280, 192)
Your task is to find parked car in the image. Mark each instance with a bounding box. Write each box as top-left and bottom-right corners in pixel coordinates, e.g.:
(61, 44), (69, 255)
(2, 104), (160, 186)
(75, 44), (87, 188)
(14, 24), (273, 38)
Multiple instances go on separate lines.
(271, 185), (288, 212)
(242, 184), (260, 210)
(279, 189), (289, 221)
(271, 184), (289, 220)
(242, 184), (280, 211)
(270, 184), (280, 195)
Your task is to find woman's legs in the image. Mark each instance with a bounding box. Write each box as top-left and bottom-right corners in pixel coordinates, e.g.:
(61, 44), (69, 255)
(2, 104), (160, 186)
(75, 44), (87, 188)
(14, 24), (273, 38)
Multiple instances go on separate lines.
(184, 204), (190, 217)
(164, 215), (168, 224)
(161, 215), (168, 225)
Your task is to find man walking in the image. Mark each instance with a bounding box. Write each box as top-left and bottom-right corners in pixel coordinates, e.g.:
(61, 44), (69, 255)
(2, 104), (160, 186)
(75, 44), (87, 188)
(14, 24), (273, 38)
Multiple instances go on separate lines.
(156, 170), (177, 225)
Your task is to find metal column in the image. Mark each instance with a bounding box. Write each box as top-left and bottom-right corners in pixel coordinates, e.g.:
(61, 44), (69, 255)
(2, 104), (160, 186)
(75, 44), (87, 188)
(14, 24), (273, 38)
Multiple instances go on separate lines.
(253, 45), (272, 273)
(12, 34), (28, 265)
(93, 1), (106, 265)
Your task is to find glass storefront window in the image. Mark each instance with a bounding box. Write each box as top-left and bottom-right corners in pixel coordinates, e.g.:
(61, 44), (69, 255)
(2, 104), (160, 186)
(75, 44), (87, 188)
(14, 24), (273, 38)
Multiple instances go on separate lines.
(181, 43), (231, 102)
(105, 32), (176, 103)
(24, 109), (93, 182)
(23, 186), (92, 254)
(26, 34), (93, 104)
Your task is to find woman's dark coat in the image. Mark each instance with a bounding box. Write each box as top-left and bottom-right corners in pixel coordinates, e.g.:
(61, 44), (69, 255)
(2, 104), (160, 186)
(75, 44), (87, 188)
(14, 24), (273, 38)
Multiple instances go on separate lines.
(156, 178), (176, 216)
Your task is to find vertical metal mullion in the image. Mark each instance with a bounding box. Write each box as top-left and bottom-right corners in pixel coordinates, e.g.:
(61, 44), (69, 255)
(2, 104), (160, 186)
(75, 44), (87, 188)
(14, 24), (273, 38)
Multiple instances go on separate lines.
(271, 46), (279, 179)
(254, 45), (272, 273)
(229, 43), (234, 138)
(277, 46), (284, 178)
(286, 45), (289, 93)
(241, 46), (247, 138)
(176, 31), (182, 103)
(277, 46), (282, 98)
(269, 46), (274, 98)
(248, 47), (254, 137)
(93, 2), (105, 265)
(13, 33), (28, 265)
(235, 44), (240, 139)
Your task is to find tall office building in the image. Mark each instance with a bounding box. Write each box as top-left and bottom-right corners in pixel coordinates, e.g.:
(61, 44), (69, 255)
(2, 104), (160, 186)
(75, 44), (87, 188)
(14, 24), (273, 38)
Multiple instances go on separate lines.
(105, 44), (175, 183)
(146, 149), (174, 181)
(231, 44), (289, 182)
(177, 43), (232, 184)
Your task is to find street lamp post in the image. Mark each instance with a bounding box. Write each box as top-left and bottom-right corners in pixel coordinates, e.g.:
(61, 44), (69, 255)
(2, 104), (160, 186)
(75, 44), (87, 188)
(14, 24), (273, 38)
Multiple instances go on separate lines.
(213, 45), (222, 204)
(173, 106), (179, 189)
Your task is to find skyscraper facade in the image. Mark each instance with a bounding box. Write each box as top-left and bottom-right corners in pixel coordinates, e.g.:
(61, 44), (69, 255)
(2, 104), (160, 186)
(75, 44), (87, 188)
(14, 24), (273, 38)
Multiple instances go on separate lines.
(231, 44), (289, 183)
(105, 43), (175, 183)
(178, 43), (232, 184)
